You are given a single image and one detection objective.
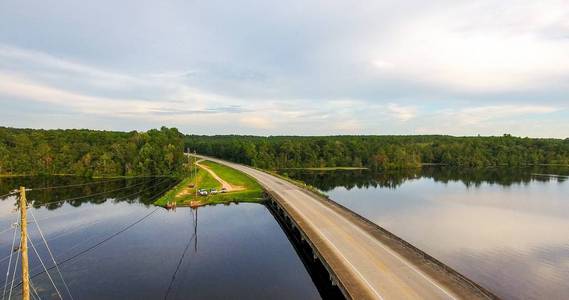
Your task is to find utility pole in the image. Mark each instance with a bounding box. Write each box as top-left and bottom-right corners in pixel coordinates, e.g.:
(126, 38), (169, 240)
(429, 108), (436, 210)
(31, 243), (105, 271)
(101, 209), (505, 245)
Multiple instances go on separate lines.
(194, 207), (198, 253)
(189, 148), (193, 180)
(19, 187), (30, 300)
(186, 147), (190, 176)
(194, 151), (198, 200)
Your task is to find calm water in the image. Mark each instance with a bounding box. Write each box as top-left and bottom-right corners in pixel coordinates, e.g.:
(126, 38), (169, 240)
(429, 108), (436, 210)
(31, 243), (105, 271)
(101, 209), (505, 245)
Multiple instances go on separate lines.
(283, 167), (569, 299)
(0, 176), (320, 299)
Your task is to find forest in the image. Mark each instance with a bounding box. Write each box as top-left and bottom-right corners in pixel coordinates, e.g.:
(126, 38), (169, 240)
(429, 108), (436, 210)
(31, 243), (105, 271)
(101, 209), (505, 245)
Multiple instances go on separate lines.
(185, 134), (569, 171)
(0, 126), (186, 176)
(2, 126), (568, 176)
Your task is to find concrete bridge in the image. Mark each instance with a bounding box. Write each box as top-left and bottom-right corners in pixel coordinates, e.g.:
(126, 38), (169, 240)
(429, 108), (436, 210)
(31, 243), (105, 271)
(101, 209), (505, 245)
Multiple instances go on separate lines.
(197, 155), (497, 300)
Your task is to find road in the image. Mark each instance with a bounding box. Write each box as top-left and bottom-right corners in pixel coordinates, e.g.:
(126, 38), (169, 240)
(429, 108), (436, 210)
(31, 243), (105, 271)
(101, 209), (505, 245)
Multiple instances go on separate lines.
(197, 155), (493, 300)
(195, 160), (242, 192)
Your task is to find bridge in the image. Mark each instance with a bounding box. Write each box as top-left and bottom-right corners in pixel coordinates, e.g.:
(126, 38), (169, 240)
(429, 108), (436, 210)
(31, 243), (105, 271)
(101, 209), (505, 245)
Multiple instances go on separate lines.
(197, 155), (497, 300)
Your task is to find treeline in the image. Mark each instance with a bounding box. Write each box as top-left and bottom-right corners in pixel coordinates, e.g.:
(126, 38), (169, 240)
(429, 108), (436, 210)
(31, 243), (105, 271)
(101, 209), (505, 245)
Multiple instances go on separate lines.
(285, 166), (569, 192)
(186, 135), (569, 170)
(0, 127), (186, 176)
(0, 176), (177, 209)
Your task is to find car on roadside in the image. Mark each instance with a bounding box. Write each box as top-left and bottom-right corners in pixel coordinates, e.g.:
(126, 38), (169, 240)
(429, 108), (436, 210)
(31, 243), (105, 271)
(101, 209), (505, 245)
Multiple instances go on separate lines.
(198, 189), (208, 196)
(221, 188), (228, 193)
(210, 188), (218, 194)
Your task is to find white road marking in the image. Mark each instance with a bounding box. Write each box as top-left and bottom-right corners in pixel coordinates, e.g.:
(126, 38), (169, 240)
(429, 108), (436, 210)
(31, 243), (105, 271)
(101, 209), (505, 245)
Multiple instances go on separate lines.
(197, 155), (460, 300)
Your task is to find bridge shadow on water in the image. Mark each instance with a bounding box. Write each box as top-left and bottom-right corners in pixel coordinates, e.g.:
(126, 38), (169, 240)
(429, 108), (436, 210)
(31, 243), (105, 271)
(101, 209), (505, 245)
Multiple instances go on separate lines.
(265, 200), (345, 300)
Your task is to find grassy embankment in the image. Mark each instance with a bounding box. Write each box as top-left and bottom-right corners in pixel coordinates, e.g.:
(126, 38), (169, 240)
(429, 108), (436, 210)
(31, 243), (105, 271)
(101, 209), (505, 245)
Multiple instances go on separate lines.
(154, 160), (263, 207)
(264, 169), (330, 199)
(279, 167), (368, 171)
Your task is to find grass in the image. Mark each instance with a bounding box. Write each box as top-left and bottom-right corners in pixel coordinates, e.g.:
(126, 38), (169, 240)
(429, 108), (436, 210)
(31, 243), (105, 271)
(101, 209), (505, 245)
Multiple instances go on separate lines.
(280, 166), (368, 171)
(153, 177), (190, 206)
(0, 173), (76, 178)
(153, 168), (220, 206)
(200, 161), (263, 204)
(154, 160), (264, 207)
(0, 174), (26, 178)
(201, 161), (258, 187)
(264, 169), (330, 199)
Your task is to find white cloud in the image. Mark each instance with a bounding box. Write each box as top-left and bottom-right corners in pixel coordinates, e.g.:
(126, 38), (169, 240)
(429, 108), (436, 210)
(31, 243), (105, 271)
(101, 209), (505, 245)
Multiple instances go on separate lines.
(1, 1), (568, 136)
(446, 105), (559, 125)
(387, 103), (417, 121)
(369, 1), (569, 92)
(414, 104), (565, 137)
(0, 45), (144, 90)
(371, 60), (394, 70)
(333, 119), (362, 133)
(239, 115), (275, 130)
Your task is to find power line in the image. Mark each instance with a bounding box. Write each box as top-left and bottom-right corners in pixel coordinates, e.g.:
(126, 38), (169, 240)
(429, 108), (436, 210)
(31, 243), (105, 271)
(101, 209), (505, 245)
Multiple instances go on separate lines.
(40, 177), (171, 240)
(15, 180), (178, 287)
(0, 191), (18, 199)
(0, 227), (16, 236)
(31, 178), (173, 262)
(1, 178), (177, 290)
(0, 175), (168, 199)
(29, 210), (72, 300)
(164, 211), (197, 300)
(28, 280), (40, 300)
(0, 178), (172, 266)
(2, 222), (18, 300)
(32, 180), (152, 207)
(7, 238), (20, 300)
(27, 237), (62, 300)
(26, 176), (167, 192)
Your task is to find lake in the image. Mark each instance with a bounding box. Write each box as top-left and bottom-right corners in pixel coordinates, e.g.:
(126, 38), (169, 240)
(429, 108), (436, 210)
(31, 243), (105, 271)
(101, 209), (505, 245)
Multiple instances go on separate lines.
(0, 176), (321, 300)
(282, 166), (569, 300)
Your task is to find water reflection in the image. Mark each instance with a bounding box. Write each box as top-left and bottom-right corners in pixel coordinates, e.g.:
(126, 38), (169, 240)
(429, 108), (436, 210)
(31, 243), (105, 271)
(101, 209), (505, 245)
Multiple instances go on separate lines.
(282, 166), (569, 300)
(0, 176), (321, 300)
(0, 176), (178, 209)
(282, 166), (569, 191)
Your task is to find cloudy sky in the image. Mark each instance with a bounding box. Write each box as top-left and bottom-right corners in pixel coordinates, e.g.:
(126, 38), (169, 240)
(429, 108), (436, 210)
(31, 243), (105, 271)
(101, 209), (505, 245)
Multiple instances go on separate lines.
(1, 0), (568, 137)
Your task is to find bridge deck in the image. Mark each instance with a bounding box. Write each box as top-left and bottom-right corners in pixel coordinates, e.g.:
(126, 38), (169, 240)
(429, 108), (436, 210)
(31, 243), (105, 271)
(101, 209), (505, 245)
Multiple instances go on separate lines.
(198, 155), (496, 300)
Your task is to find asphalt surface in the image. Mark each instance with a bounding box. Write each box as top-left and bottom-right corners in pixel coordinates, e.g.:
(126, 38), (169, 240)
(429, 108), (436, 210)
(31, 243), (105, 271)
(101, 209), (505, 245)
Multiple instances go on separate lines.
(198, 155), (483, 300)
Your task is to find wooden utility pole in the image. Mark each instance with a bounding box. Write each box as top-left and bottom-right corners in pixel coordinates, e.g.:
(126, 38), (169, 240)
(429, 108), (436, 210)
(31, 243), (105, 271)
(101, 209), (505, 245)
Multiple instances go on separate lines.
(194, 151), (198, 199)
(19, 187), (30, 300)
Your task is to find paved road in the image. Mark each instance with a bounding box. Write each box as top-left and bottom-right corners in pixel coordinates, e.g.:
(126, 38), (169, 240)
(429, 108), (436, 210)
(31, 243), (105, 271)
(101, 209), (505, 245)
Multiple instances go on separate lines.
(197, 155), (484, 300)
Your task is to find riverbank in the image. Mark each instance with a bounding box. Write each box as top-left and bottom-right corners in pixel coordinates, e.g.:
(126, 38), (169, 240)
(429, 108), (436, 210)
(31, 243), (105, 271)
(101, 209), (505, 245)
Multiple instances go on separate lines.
(154, 160), (263, 207)
(0, 173), (76, 178)
(279, 167), (368, 171)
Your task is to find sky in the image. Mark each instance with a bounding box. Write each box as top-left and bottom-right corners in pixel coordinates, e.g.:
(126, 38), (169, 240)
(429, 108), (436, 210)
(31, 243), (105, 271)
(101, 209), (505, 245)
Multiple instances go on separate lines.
(0, 0), (568, 137)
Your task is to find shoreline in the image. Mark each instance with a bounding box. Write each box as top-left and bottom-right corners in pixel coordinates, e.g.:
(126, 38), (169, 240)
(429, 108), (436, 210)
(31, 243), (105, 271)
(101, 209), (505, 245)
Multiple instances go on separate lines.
(154, 159), (263, 208)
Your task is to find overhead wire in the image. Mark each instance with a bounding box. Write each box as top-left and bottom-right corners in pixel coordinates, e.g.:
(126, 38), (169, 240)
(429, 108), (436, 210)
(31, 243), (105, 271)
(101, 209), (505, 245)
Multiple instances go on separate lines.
(0, 227), (15, 236)
(0, 177), (172, 268)
(34, 177), (172, 246)
(30, 177), (165, 225)
(29, 178), (174, 266)
(14, 179), (178, 287)
(0, 178), (176, 289)
(29, 279), (41, 300)
(2, 222), (18, 300)
(0, 175), (167, 198)
(29, 209), (72, 300)
(27, 236), (63, 300)
(0, 191), (18, 199)
(30, 279), (41, 300)
(0, 179), (126, 200)
(25, 177), (162, 192)
(7, 237), (20, 300)
(163, 215), (197, 300)
(32, 179), (152, 207)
